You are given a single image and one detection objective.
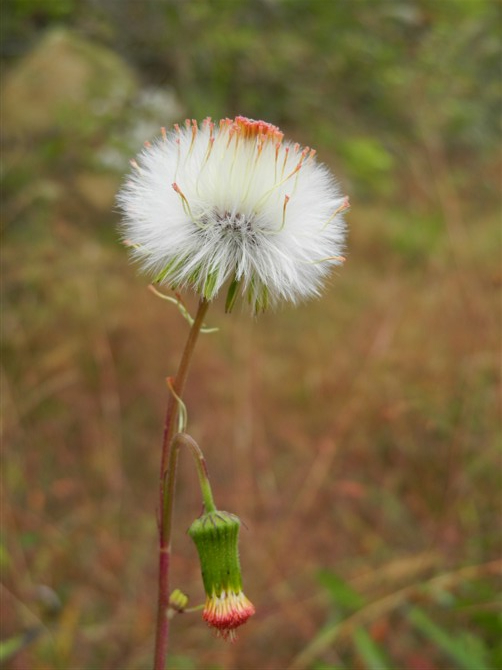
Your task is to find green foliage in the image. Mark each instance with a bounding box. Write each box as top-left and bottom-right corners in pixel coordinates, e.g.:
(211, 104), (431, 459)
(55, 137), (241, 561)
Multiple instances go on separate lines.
(10, 0), (76, 18)
(353, 627), (394, 670)
(338, 138), (395, 197)
(0, 630), (42, 664)
(407, 606), (491, 670)
(305, 569), (501, 670)
(386, 212), (444, 265)
(3, 0), (500, 173)
(317, 570), (365, 612)
(166, 655), (197, 670)
(312, 663), (345, 670)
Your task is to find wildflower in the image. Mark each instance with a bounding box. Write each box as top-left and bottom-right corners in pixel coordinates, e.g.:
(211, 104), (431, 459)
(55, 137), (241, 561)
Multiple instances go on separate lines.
(117, 116), (348, 312)
(188, 510), (255, 641)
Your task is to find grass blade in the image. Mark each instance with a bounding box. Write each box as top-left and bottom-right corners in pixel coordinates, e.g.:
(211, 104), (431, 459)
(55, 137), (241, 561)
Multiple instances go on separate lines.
(353, 627), (394, 670)
(407, 606), (490, 670)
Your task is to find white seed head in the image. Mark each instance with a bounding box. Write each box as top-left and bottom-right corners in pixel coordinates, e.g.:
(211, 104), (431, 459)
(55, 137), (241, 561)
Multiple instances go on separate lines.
(117, 116), (348, 312)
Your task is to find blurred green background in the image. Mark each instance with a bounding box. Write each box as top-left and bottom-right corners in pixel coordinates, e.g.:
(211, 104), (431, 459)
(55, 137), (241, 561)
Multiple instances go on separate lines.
(2, 1), (501, 669)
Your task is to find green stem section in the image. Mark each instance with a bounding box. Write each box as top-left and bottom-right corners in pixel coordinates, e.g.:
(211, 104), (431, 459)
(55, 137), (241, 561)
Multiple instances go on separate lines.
(153, 298), (210, 670)
(168, 433), (217, 515)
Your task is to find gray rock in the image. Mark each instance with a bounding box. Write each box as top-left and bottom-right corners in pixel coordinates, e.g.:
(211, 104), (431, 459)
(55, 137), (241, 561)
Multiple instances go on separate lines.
(2, 28), (137, 139)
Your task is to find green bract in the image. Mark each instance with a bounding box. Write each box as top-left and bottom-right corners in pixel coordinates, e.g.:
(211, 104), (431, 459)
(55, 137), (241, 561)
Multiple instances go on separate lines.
(188, 511), (243, 597)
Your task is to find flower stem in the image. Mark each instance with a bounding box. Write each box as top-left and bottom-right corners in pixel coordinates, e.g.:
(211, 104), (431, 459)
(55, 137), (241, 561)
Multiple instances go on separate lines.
(169, 433), (217, 515)
(154, 298), (210, 670)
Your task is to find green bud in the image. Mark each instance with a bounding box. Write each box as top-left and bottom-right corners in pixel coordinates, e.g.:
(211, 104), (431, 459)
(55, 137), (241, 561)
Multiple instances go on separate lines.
(188, 511), (242, 596)
(188, 510), (255, 640)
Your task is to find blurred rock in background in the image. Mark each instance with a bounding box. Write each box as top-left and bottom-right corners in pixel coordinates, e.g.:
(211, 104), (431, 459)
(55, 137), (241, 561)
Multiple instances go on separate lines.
(2, 28), (137, 139)
(3, 28), (183, 218)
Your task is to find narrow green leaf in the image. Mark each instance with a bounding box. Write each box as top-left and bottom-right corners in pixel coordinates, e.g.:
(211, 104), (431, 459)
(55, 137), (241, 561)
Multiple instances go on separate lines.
(407, 606), (490, 670)
(254, 284), (269, 314)
(0, 628), (41, 662)
(317, 570), (365, 611)
(154, 257), (179, 283)
(353, 627), (393, 670)
(0, 635), (25, 663)
(246, 275), (256, 307)
(203, 270), (218, 300)
(313, 662), (346, 670)
(225, 276), (241, 313)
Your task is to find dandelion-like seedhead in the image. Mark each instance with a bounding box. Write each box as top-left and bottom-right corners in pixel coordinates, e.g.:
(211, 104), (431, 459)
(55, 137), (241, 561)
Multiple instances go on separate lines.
(117, 116), (348, 312)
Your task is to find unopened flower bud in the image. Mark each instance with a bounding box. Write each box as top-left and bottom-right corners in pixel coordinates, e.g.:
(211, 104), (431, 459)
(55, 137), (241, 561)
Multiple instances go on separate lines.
(168, 588), (189, 613)
(188, 510), (255, 641)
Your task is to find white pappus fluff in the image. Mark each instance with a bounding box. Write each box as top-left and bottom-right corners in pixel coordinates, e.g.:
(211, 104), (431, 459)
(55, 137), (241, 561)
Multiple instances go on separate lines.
(117, 116), (349, 312)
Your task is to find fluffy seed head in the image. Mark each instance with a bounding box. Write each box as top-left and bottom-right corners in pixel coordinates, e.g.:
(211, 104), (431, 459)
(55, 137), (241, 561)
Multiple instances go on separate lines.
(117, 116), (348, 312)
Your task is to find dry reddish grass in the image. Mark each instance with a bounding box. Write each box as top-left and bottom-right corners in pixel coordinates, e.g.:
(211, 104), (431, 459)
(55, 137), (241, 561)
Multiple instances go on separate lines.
(3, 191), (500, 668)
